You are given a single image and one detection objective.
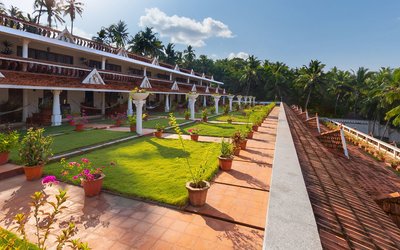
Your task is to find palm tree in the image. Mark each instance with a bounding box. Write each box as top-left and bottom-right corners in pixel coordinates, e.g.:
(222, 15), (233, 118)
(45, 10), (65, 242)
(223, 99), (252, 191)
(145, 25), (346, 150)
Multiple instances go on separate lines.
(128, 27), (163, 57)
(92, 27), (110, 44)
(350, 67), (373, 116)
(63, 0), (84, 35)
(41, 0), (65, 27)
(183, 45), (196, 68)
(0, 2), (6, 15)
(162, 43), (178, 65)
(8, 5), (24, 19)
(240, 55), (262, 96)
(383, 68), (400, 127)
(33, 0), (44, 24)
(109, 21), (129, 48)
(295, 60), (326, 110)
(328, 67), (353, 115)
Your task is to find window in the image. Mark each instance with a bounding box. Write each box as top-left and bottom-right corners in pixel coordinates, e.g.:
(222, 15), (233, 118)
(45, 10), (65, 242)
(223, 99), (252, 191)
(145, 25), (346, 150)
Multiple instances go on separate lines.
(17, 46), (74, 64)
(89, 60), (102, 69)
(157, 73), (169, 80)
(105, 63), (121, 72)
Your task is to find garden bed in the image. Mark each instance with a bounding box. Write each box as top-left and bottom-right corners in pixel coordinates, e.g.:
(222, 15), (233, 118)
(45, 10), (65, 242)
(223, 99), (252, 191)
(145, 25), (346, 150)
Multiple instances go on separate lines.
(176, 122), (249, 137)
(44, 137), (219, 206)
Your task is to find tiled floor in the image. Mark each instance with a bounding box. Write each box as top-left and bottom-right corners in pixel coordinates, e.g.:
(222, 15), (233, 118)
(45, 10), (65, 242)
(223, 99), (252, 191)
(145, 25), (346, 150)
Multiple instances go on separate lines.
(0, 108), (279, 249)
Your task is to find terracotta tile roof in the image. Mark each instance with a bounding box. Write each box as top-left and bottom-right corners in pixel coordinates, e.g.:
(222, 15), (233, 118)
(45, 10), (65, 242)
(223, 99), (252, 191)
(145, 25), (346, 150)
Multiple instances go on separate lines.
(285, 104), (400, 249)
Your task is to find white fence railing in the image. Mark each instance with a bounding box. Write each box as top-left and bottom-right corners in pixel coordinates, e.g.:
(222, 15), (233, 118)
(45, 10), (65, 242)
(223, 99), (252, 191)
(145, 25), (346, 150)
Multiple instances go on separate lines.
(324, 118), (399, 159)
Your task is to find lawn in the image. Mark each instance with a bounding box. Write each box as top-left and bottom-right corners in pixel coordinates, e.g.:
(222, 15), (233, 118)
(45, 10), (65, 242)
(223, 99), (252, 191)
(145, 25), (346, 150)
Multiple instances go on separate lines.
(209, 111), (250, 123)
(44, 137), (220, 206)
(143, 118), (189, 129)
(176, 122), (249, 137)
(0, 227), (38, 250)
(10, 129), (133, 164)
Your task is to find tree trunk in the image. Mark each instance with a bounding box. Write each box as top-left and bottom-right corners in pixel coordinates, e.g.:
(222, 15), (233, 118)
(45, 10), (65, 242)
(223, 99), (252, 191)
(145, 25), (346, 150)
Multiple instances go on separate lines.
(37, 5), (43, 24)
(380, 119), (390, 141)
(305, 87), (312, 111)
(334, 94), (340, 116)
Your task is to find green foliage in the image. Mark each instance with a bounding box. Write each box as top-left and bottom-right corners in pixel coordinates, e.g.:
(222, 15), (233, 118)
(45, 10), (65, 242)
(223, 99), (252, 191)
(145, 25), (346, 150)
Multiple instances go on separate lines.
(201, 109), (208, 119)
(0, 227), (39, 250)
(155, 122), (165, 132)
(223, 105), (229, 115)
(0, 130), (19, 153)
(231, 130), (246, 147)
(127, 115), (136, 125)
(19, 128), (52, 167)
(209, 106), (216, 114)
(184, 109), (190, 118)
(220, 139), (233, 158)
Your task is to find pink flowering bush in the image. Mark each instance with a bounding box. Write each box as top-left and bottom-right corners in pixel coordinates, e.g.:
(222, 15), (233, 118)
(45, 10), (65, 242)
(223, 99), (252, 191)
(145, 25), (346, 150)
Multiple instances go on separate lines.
(41, 175), (59, 186)
(188, 128), (200, 135)
(60, 158), (116, 182)
(66, 110), (88, 126)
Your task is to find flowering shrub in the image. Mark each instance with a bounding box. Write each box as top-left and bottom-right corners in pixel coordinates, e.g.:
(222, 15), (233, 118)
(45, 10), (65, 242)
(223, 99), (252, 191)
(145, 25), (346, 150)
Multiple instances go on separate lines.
(61, 158), (116, 182)
(41, 175), (59, 186)
(110, 112), (126, 122)
(66, 111), (88, 126)
(188, 128), (200, 135)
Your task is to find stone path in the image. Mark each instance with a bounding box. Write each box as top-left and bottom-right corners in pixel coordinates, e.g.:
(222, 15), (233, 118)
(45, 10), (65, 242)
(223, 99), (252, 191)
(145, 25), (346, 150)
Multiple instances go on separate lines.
(0, 107), (280, 249)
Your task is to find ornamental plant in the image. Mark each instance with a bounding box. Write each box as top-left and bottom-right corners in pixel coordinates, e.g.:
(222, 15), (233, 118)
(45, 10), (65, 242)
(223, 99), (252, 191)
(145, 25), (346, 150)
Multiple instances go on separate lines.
(60, 158), (115, 182)
(19, 128), (52, 167)
(130, 87), (147, 93)
(110, 112), (126, 122)
(11, 177), (89, 250)
(169, 113), (212, 188)
(155, 123), (165, 132)
(220, 139), (233, 158)
(209, 106), (216, 114)
(0, 130), (19, 153)
(223, 105), (229, 115)
(184, 110), (190, 119)
(142, 113), (149, 120)
(127, 115), (136, 125)
(66, 111), (88, 126)
(201, 109), (208, 120)
(188, 128), (200, 135)
(231, 130), (245, 148)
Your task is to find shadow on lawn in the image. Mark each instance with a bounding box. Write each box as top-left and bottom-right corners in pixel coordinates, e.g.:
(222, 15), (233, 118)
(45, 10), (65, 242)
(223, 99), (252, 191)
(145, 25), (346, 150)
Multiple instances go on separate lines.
(147, 139), (189, 159)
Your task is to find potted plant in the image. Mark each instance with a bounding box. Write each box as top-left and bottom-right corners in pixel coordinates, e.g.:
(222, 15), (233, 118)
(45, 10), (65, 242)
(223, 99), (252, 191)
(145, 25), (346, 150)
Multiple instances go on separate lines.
(231, 130), (245, 156)
(169, 114), (211, 206)
(218, 139), (234, 171)
(154, 123), (165, 138)
(128, 115), (136, 132)
(19, 128), (53, 181)
(227, 115), (233, 124)
(223, 105), (229, 115)
(67, 111), (88, 131)
(110, 112), (126, 127)
(143, 113), (149, 121)
(0, 130), (19, 165)
(184, 110), (190, 120)
(130, 87), (149, 100)
(238, 130), (248, 150)
(210, 106), (216, 115)
(61, 158), (115, 197)
(201, 109), (208, 122)
(245, 126), (254, 139)
(188, 128), (200, 141)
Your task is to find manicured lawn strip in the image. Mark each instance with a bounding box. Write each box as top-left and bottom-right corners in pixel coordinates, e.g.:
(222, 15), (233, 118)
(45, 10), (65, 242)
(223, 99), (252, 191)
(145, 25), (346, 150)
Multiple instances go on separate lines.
(175, 122), (248, 137)
(44, 137), (219, 206)
(209, 111), (250, 122)
(148, 111), (204, 118)
(143, 118), (188, 129)
(10, 130), (132, 164)
(0, 227), (39, 250)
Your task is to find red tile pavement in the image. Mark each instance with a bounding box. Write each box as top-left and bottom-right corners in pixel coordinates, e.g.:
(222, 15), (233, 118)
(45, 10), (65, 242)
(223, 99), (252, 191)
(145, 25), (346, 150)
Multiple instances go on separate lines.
(286, 104), (400, 250)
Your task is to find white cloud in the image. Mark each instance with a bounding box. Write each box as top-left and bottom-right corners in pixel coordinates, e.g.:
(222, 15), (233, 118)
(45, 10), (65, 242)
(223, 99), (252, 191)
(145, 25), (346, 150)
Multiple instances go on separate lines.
(228, 52), (249, 60)
(139, 8), (233, 47)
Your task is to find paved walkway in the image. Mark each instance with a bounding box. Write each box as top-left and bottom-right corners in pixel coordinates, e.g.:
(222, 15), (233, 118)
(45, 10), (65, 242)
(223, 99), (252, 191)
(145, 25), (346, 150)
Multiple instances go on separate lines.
(0, 107), (280, 249)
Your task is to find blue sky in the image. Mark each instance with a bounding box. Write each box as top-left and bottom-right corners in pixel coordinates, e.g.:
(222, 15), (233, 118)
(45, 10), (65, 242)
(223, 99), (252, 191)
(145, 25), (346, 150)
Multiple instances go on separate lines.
(4, 0), (400, 70)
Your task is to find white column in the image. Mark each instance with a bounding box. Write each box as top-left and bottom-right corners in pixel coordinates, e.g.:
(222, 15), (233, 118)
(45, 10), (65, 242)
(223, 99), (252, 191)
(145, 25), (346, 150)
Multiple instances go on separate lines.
(222, 96), (225, 105)
(101, 92), (106, 115)
(228, 95), (234, 112)
(165, 94), (170, 112)
(101, 57), (106, 70)
(143, 67), (147, 77)
(169, 73), (173, 81)
(127, 97), (133, 116)
(22, 39), (30, 58)
(203, 95), (207, 107)
(237, 95), (242, 108)
(22, 89), (28, 122)
(188, 94), (198, 120)
(244, 96), (248, 105)
(213, 95), (221, 115)
(133, 100), (146, 134)
(253, 97), (256, 106)
(187, 77), (190, 84)
(51, 90), (62, 126)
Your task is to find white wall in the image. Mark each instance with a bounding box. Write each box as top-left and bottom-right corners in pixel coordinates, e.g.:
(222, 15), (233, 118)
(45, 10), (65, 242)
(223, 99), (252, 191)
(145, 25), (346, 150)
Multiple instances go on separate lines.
(27, 89), (43, 116)
(67, 91), (85, 113)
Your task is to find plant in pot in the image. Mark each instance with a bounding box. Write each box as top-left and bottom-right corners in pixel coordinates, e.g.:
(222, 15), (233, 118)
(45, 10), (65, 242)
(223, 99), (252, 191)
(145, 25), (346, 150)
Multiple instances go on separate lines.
(0, 130), (19, 165)
(154, 123), (165, 138)
(169, 114), (212, 206)
(188, 128), (200, 141)
(223, 105), (229, 115)
(209, 106), (216, 115)
(142, 113), (149, 121)
(218, 139), (234, 171)
(238, 130), (248, 150)
(201, 109), (208, 122)
(19, 128), (53, 181)
(61, 158), (115, 197)
(245, 126), (254, 139)
(110, 112), (126, 127)
(67, 111), (88, 131)
(227, 115), (233, 124)
(184, 110), (190, 120)
(127, 115), (136, 132)
(231, 130), (245, 156)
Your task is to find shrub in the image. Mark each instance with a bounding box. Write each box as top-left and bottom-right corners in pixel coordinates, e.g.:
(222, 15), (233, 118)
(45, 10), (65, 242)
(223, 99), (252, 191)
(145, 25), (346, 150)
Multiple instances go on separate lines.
(201, 109), (208, 120)
(231, 130), (245, 148)
(223, 105), (229, 115)
(184, 110), (190, 119)
(209, 106), (216, 114)
(220, 139), (233, 158)
(155, 123), (165, 132)
(19, 128), (52, 167)
(0, 130), (19, 153)
(127, 115), (136, 125)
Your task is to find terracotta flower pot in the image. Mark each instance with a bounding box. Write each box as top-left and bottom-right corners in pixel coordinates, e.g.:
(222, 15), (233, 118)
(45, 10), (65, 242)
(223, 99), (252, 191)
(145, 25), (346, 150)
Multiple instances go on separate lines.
(75, 124), (84, 132)
(69, 120), (75, 126)
(227, 119), (232, 124)
(247, 131), (254, 139)
(240, 140), (248, 150)
(233, 147), (241, 156)
(154, 131), (163, 138)
(252, 125), (258, 132)
(81, 174), (105, 197)
(185, 116), (190, 120)
(202, 117), (208, 122)
(115, 120), (122, 127)
(23, 165), (43, 181)
(190, 134), (199, 141)
(218, 156), (233, 171)
(186, 181), (210, 207)
(130, 125), (136, 132)
(0, 151), (10, 165)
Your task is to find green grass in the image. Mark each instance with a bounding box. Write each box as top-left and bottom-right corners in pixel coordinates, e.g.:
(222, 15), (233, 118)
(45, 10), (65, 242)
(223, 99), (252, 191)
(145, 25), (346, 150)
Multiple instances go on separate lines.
(10, 129), (133, 164)
(0, 227), (39, 250)
(44, 137), (219, 206)
(176, 122), (248, 137)
(148, 111), (203, 118)
(143, 118), (188, 129)
(209, 111), (250, 122)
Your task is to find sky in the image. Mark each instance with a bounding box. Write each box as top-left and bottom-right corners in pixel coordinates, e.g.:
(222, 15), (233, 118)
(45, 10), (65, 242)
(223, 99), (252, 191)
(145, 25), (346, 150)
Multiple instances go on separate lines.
(3, 0), (400, 71)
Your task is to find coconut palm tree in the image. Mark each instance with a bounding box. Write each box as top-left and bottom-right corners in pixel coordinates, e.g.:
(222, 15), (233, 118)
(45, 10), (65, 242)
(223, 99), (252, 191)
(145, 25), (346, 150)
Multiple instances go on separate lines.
(0, 2), (6, 15)
(183, 45), (196, 68)
(328, 67), (353, 115)
(8, 5), (24, 19)
(240, 55), (262, 96)
(109, 20), (129, 48)
(162, 43), (178, 65)
(33, 0), (44, 24)
(295, 60), (326, 110)
(383, 68), (400, 127)
(40, 0), (65, 27)
(63, 0), (84, 35)
(92, 27), (110, 44)
(128, 27), (163, 57)
(350, 67), (373, 117)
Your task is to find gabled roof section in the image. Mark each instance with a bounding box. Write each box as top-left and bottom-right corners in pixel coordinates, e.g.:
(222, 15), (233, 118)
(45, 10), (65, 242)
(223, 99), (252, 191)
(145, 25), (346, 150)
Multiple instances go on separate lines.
(190, 69), (195, 75)
(171, 81), (179, 91)
(211, 75), (214, 81)
(205, 85), (210, 93)
(174, 64), (180, 71)
(82, 68), (105, 85)
(202, 73), (206, 78)
(152, 57), (159, 66)
(140, 76), (152, 89)
(191, 84), (197, 92)
(56, 28), (75, 44)
(117, 47), (129, 58)
(0, 72), (4, 78)
(223, 89), (226, 94)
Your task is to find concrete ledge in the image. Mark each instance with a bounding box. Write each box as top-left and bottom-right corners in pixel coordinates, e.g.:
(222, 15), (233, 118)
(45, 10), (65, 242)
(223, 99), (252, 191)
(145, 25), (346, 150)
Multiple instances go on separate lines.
(263, 105), (322, 250)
